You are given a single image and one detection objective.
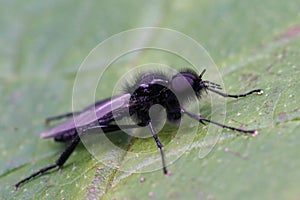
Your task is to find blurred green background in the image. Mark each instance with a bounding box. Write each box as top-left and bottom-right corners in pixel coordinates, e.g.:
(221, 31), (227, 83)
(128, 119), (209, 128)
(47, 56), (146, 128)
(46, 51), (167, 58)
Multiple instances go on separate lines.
(0, 0), (299, 199)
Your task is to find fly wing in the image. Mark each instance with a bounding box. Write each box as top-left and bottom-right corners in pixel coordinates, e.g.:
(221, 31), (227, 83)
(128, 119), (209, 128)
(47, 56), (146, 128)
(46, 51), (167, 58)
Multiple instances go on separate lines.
(41, 94), (131, 138)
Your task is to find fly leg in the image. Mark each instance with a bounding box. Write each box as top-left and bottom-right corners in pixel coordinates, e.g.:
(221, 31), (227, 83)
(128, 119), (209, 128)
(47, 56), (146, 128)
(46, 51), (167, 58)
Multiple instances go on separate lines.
(182, 109), (258, 136)
(15, 135), (80, 189)
(207, 88), (263, 99)
(15, 124), (140, 189)
(148, 121), (168, 174)
(45, 112), (81, 124)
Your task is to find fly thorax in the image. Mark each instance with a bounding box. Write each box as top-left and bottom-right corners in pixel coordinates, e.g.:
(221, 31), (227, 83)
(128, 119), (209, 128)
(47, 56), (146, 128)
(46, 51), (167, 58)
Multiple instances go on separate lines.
(129, 83), (181, 126)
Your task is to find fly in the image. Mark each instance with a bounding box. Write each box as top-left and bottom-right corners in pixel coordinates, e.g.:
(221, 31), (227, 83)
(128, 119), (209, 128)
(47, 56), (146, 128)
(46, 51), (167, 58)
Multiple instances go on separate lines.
(15, 69), (263, 189)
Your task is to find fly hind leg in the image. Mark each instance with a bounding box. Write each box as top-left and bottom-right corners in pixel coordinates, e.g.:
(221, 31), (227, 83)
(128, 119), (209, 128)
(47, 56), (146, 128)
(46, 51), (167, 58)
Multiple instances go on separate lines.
(15, 135), (80, 189)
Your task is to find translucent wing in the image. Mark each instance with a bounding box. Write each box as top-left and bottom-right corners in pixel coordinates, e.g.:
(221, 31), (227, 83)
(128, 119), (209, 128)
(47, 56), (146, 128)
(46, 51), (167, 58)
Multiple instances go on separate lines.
(41, 94), (130, 138)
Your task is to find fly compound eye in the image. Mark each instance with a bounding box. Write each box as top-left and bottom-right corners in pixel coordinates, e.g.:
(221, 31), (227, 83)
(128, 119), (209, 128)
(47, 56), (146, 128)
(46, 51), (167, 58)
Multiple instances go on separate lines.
(171, 75), (194, 94)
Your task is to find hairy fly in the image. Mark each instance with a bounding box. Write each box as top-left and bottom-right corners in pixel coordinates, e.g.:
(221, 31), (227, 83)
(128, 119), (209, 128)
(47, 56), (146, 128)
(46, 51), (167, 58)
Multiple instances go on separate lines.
(15, 69), (263, 189)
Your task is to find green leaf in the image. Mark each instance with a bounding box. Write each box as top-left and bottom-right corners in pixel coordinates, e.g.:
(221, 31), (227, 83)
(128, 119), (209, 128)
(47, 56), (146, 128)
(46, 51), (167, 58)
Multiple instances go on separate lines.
(0, 0), (299, 199)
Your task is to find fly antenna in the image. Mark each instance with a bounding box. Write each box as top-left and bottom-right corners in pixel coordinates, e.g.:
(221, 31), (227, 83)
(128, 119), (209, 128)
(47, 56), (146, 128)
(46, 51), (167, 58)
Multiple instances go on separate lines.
(199, 69), (206, 79)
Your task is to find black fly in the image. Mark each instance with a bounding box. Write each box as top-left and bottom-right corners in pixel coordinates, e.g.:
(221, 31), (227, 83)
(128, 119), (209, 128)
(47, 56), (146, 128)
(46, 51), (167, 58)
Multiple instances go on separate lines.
(15, 69), (263, 189)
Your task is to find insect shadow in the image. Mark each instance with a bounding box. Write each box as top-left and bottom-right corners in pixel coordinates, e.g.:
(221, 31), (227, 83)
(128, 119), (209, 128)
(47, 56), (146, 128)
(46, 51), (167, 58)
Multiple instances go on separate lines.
(15, 69), (263, 189)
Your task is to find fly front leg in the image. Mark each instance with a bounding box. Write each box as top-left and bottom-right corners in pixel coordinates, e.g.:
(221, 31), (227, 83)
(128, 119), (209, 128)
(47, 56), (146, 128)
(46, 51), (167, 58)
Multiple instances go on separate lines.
(207, 88), (263, 99)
